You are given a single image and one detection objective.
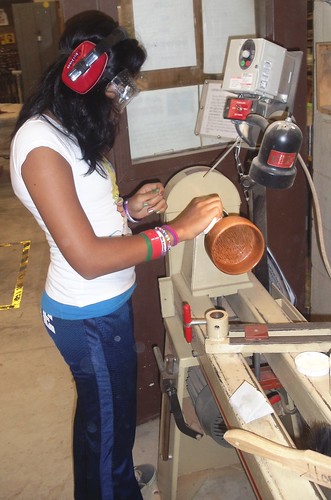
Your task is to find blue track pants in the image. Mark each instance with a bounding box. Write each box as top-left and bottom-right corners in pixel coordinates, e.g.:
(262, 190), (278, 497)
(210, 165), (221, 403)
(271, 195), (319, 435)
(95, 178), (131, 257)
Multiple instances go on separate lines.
(42, 300), (143, 500)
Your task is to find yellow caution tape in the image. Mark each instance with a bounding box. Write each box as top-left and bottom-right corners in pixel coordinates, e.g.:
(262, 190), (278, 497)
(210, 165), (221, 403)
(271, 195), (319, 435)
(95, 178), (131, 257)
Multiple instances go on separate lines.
(0, 240), (31, 310)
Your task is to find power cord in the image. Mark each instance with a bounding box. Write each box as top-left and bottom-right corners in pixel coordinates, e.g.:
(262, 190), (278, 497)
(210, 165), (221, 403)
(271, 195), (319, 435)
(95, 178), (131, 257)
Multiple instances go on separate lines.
(297, 153), (331, 279)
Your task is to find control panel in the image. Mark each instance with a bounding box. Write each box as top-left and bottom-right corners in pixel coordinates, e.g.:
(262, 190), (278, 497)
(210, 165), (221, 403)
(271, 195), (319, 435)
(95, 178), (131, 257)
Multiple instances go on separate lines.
(222, 38), (287, 100)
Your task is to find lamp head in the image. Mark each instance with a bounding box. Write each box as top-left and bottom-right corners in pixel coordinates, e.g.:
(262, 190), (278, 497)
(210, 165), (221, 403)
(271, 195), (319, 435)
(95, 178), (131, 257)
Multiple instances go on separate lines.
(249, 118), (303, 189)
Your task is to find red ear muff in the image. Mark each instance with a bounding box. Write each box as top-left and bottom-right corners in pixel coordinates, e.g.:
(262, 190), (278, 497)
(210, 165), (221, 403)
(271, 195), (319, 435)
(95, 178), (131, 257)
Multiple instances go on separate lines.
(61, 27), (127, 94)
(62, 41), (108, 94)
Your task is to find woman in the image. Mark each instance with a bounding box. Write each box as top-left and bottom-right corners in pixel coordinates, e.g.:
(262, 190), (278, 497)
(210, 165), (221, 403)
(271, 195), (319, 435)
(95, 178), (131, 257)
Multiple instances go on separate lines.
(10, 10), (223, 500)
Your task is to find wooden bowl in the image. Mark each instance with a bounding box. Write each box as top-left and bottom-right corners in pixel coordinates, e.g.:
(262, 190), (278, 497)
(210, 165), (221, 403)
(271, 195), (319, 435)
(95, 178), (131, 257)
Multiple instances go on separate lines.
(204, 215), (265, 275)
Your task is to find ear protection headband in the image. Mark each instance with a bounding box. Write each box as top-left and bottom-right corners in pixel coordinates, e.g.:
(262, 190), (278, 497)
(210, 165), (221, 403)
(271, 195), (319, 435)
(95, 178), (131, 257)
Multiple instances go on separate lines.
(62, 27), (127, 94)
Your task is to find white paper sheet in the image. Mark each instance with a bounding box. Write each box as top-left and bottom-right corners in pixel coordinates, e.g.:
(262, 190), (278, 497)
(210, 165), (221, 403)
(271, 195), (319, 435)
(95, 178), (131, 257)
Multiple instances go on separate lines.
(229, 380), (274, 424)
(202, 0), (256, 74)
(132, 0), (197, 71)
(196, 81), (238, 139)
(127, 86), (201, 159)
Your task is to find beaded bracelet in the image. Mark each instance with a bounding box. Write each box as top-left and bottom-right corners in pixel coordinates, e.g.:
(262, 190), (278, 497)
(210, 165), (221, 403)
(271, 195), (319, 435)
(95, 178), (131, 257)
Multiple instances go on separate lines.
(123, 199), (140, 224)
(155, 226), (172, 252)
(162, 225), (179, 246)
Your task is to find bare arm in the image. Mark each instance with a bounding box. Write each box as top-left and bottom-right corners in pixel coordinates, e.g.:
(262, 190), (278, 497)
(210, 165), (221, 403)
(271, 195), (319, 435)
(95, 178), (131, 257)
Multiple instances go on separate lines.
(22, 147), (223, 279)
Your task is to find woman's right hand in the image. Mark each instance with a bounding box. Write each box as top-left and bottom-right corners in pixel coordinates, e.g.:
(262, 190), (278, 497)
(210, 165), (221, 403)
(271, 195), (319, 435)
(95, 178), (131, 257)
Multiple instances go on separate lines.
(169, 194), (223, 243)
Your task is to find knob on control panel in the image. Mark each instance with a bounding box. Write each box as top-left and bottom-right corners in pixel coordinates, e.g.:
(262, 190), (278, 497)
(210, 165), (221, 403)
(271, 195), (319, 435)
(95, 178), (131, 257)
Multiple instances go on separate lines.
(239, 39), (256, 69)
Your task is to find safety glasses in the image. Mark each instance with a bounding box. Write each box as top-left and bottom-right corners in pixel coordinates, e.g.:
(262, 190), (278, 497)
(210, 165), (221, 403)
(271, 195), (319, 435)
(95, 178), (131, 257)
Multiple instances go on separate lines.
(107, 69), (140, 110)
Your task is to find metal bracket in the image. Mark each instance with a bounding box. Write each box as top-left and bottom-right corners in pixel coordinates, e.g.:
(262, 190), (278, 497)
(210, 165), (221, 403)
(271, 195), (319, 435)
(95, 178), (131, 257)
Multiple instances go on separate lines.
(153, 346), (203, 440)
(205, 321), (331, 354)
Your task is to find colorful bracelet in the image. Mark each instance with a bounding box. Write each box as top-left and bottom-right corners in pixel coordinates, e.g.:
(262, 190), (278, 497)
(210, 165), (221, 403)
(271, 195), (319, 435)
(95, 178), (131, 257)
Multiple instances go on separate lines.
(123, 199), (140, 224)
(155, 228), (168, 255)
(139, 224), (180, 262)
(140, 227), (172, 261)
(140, 230), (164, 261)
(142, 229), (164, 259)
(140, 233), (153, 261)
(162, 225), (179, 246)
(155, 226), (172, 252)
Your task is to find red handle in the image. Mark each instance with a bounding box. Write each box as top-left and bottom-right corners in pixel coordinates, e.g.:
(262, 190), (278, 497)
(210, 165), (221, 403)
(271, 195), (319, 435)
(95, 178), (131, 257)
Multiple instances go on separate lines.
(183, 302), (192, 343)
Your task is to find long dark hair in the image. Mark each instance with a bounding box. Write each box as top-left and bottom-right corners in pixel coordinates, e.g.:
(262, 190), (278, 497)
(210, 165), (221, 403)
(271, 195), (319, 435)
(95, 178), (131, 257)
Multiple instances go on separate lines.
(13, 10), (146, 176)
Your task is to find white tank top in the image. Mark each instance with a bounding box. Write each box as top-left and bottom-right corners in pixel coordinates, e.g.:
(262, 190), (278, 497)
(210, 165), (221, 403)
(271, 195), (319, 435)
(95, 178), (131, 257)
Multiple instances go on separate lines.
(10, 115), (135, 308)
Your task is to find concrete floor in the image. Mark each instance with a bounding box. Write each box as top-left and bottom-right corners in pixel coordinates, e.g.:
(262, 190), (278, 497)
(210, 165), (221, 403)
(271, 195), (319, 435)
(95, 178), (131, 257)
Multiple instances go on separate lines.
(0, 149), (253, 499)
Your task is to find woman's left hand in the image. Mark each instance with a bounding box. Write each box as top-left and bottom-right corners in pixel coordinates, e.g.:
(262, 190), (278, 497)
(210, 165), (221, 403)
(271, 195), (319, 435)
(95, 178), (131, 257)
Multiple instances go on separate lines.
(121, 182), (167, 220)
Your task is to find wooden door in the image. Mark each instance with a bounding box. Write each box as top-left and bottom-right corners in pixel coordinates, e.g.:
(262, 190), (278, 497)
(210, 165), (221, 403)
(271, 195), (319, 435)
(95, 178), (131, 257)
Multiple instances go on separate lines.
(59, 0), (307, 424)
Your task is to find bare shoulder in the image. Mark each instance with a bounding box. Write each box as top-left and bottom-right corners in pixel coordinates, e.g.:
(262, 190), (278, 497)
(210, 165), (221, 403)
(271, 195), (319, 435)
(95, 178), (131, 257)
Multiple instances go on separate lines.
(22, 146), (79, 211)
(21, 147), (94, 262)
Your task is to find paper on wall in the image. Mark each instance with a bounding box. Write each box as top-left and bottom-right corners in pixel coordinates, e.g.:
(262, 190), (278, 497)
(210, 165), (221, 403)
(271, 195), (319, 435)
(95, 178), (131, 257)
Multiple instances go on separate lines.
(132, 0), (197, 71)
(201, 0), (256, 74)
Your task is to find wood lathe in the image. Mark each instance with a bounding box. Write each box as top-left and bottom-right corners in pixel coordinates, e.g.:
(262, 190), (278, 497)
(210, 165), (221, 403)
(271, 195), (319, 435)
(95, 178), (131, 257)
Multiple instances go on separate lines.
(155, 166), (331, 499)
